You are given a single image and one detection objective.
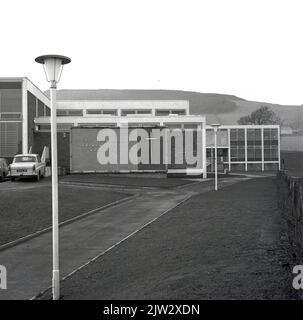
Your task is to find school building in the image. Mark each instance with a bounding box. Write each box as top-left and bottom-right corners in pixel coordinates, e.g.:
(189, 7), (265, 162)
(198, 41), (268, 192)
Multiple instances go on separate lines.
(0, 78), (280, 177)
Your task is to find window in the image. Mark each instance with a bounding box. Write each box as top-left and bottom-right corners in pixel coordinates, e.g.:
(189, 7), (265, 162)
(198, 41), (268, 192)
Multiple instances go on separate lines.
(136, 109), (152, 115)
(156, 110), (170, 116)
(121, 110), (136, 116)
(86, 109), (102, 115)
(37, 124), (51, 131)
(247, 129), (262, 161)
(230, 129), (245, 162)
(38, 100), (44, 117)
(68, 109), (83, 116)
(0, 88), (22, 113)
(57, 109), (67, 116)
(57, 109), (83, 116)
(87, 109), (117, 115)
(231, 147), (245, 161)
(170, 109), (186, 115)
(263, 128), (279, 161)
(0, 122), (22, 157)
(0, 113), (22, 119)
(14, 156), (36, 163)
(102, 110), (117, 115)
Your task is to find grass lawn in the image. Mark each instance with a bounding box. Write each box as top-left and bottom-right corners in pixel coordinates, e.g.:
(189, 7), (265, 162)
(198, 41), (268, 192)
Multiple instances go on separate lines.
(60, 173), (193, 188)
(39, 177), (296, 300)
(0, 184), (128, 246)
(281, 151), (303, 177)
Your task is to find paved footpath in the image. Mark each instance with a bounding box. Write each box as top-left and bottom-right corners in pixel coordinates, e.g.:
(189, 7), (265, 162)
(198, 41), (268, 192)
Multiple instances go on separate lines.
(0, 177), (245, 300)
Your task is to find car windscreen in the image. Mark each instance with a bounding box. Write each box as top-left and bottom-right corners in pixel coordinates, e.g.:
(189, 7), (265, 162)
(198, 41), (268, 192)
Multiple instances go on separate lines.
(13, 156), (36, 163)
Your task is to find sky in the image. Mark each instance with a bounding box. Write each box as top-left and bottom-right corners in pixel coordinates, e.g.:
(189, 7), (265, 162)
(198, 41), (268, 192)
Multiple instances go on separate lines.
(1, 0), (303, 105)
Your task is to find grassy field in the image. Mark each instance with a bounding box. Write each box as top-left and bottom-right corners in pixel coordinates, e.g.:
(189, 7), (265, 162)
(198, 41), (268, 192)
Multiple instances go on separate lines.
(281, 151), (303, 177)
(0, 183), (128, 246)
(39, 177), (296, 300)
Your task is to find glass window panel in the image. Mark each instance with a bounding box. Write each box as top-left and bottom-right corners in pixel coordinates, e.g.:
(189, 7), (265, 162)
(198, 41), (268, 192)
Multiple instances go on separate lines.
(170, 109), (186, 115)
(103, 110), (117, 115)
(0, 113), (21, 119)
(0, 121), (21, 157)
(57, 109), (67, 116)
(135, 109), (151, 114)
(217, 129), (228, 146)
(238, 148), (245, 160)
(230, 129), (237, 140)
(87, 109), (102, 114)
(38, 100), (44, 117)
(0, 89), (22, 113)
(264, 129), (271, 140)
(255, 129), (261, 140)
(156, 110), (170, 116)
(271, 129), (278, 140)
(237, 140), (245, 146)
(247, 129), (255, 140)
(237, 129), (245, 140)
(121, 110), (136, 116)
(67, 109), (83, 116)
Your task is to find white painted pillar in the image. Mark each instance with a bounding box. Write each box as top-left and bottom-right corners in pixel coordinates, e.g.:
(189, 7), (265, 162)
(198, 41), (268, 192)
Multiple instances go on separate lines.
(214, 128), (218, 191)
(244, 127), (248, 171)
(278, 126), (281, 170)
(50, 86), (60, 300)
(202, 123), (207, 178)
(261, 127), (264, 171)
(22, 79), (28, 154)
(228, 128), (231, 172)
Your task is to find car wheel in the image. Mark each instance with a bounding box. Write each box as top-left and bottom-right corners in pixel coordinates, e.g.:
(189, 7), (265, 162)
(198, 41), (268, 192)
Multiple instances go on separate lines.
(11, 177), (15, 182)
(36, 172), (40, 181)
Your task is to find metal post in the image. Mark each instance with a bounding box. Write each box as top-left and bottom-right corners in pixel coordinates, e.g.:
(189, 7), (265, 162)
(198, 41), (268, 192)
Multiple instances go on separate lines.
(50, 83), (60, 300)
(214, 128), (218, 191)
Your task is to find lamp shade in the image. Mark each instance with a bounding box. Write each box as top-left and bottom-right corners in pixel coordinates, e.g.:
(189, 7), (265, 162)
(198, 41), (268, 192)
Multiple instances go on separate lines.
(210, 123), (221, 128)
(35, 55), (71, 83)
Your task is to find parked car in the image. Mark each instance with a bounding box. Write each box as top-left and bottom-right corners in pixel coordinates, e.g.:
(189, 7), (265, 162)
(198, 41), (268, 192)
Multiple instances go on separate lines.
(0, 158), (9, 182)
(9, 154), (45, 181)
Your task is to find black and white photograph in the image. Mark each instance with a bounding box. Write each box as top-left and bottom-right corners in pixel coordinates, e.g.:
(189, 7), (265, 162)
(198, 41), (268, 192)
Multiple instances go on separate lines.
(0, 0), (303, 316)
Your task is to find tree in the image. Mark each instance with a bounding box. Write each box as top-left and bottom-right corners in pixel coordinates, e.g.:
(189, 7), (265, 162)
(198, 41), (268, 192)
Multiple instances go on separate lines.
(237, 106), (282, 125)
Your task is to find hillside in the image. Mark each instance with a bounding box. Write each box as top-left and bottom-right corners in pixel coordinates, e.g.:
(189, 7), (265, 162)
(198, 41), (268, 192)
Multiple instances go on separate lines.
(47, 89), (303, 127)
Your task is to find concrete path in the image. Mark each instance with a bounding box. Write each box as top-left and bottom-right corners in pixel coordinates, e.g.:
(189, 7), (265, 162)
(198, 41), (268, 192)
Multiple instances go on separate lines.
(0, 177), (246, 300)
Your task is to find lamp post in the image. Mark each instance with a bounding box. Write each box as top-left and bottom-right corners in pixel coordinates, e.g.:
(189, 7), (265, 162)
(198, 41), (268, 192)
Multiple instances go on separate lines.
(35, 54), (71, 300)
(210, 123), (221, 191)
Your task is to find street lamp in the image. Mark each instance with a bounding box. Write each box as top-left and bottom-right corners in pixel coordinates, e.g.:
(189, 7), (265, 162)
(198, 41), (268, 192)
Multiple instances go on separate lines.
(35, 54), (71, 300)
(210, 123), (221, 191)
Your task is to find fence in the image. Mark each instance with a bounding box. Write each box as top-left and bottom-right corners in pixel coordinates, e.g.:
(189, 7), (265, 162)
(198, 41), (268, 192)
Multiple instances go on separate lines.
(277, 171), (303, 257)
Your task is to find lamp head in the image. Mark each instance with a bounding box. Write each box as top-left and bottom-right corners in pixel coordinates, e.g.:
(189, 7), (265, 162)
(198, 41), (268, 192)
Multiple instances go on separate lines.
(210, 123), (221, 132)
(35, 54), (71, 87)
